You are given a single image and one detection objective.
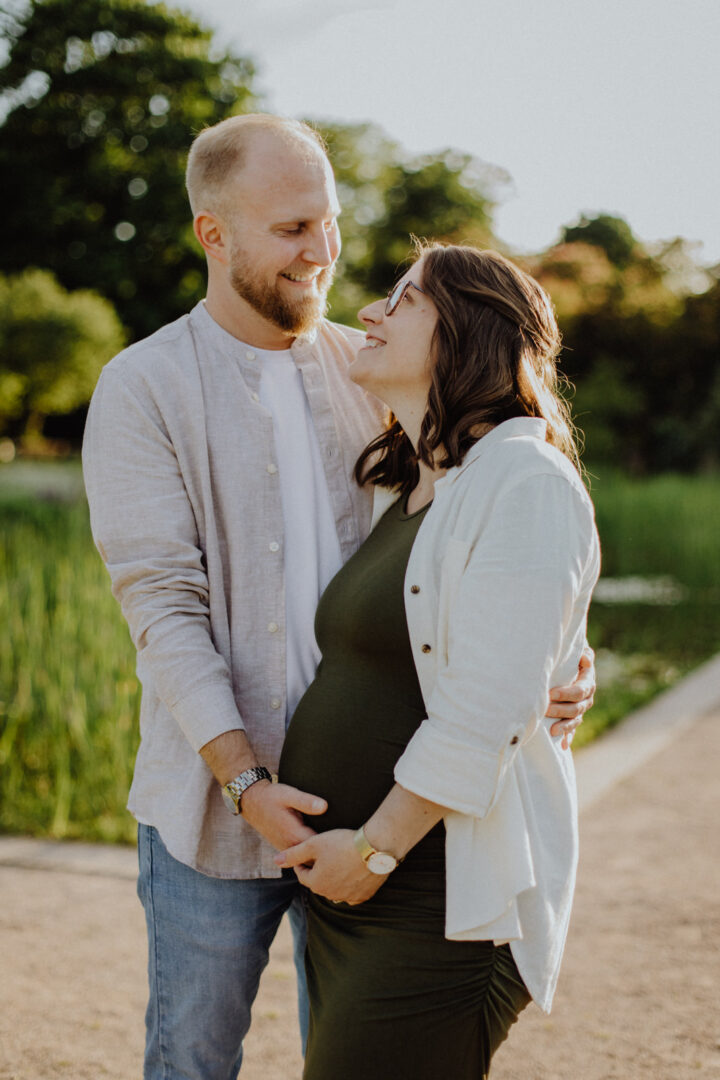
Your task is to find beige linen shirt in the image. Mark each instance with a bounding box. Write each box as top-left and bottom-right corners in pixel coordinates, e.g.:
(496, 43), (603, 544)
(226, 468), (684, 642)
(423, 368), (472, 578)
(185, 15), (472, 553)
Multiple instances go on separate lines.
(83, 302), (385, 878)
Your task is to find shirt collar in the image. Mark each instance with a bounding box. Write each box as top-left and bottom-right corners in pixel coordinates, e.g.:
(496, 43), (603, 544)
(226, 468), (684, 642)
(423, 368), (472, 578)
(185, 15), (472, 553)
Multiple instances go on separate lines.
(191, 300), (319, 354)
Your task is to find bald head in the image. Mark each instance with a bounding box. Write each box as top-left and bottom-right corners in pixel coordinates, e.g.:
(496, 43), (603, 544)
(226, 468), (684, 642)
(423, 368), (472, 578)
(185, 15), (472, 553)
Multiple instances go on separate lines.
(186, 114), (329, 218)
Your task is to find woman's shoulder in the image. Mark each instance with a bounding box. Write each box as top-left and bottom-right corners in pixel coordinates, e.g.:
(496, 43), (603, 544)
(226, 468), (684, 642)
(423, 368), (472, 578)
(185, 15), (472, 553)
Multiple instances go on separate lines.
(458, 420), (587, 493)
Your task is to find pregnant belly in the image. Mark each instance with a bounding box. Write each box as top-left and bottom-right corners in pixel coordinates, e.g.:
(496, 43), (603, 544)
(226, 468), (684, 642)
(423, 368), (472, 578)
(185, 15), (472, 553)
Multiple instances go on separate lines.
(279, 666), (427, 833)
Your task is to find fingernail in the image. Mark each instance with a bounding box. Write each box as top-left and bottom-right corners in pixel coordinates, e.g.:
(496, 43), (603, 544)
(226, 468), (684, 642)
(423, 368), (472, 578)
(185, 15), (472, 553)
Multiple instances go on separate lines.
(273, 854), (285, 865)
(312, 798), (325, 811)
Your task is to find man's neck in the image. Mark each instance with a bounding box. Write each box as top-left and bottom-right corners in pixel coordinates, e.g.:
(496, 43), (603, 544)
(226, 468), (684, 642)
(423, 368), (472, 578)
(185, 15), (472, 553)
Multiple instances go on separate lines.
(203, 291), (296, 351)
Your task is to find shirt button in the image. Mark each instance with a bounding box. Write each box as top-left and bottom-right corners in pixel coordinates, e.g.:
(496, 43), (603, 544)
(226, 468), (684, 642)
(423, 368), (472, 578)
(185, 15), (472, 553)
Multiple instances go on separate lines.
(270, 697), (282, 710)
(269, 541), (280, 553)
(252, 392), (260, 402)
(267, 463), (278, 474)
(245, 350), (256, 361)
(410, 585), (420, 594)
(421, 643), (432, 654)
(268, 621), (279, 633)
(510, 736), (519, 745)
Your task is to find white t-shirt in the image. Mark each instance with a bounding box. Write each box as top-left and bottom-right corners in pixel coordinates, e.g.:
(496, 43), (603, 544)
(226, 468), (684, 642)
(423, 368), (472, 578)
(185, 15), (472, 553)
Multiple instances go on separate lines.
(256, 345), (343, 724)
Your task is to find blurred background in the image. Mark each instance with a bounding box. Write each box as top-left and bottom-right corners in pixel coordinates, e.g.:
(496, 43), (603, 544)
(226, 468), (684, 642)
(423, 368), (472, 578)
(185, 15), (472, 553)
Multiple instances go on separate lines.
(0, 0), (718, 844)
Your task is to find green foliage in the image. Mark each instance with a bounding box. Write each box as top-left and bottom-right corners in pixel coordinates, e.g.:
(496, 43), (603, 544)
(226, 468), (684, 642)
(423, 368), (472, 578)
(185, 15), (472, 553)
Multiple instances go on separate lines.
(534, 213), (720, 473)
(0, 268), (125, 436)
(319, 121), (505, 326)
(0, 0), (256, 340)
(576, 469), (720, 745)
(0, 492), (140, 841)
(562, 212), (638, 269)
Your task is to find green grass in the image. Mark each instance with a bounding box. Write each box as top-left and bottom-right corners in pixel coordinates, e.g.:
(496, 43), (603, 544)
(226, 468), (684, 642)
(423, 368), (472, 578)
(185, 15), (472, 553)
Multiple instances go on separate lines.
(1, 493), (140, 842)
(1, 462), (718, 840)
(575, 469), (720, 747)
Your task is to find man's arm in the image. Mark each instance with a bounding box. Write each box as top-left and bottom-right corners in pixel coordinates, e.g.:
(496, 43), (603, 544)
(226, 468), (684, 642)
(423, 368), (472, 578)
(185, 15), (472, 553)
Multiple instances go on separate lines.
(83, 363), (324, 850)
(200, 730), (326, 849)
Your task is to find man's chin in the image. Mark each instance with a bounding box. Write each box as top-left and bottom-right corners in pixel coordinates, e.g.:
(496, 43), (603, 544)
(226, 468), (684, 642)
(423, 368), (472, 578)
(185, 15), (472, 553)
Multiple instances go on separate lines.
(229, 259), (332, 337)
(278, 293), (329, 336)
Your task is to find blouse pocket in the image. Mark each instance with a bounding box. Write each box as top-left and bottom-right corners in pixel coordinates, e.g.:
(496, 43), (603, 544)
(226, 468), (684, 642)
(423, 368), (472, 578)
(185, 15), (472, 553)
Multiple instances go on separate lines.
(436, 537), (472, 658)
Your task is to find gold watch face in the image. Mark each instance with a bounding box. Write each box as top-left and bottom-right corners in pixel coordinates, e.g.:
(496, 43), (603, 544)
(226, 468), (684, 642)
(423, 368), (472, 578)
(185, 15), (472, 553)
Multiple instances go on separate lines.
(221, 785), (241, 815)
(366, 851), (398, 875)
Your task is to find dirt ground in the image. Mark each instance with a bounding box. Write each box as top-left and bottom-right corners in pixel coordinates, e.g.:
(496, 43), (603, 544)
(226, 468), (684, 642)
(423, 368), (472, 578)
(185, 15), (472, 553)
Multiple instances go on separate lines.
(1, 709), (719, 1080)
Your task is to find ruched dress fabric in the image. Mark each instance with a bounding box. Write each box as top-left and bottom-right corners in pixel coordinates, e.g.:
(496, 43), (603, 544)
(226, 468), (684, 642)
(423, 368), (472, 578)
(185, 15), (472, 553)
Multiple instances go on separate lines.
(279, 498), (531, 1080)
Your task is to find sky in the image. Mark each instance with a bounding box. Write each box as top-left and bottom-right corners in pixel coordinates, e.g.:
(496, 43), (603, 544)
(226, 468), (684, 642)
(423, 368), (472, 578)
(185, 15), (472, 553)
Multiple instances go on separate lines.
(185, 0), (719, 265)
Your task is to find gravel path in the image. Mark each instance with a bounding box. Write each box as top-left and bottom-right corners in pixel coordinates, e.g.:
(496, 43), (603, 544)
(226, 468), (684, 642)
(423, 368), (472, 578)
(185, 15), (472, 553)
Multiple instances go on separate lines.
(1, 705), (719, 1080)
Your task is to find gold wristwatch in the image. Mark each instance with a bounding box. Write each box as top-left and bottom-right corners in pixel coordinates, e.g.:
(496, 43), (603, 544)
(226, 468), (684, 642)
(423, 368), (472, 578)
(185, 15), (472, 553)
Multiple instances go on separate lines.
(352, 825), (400, 875)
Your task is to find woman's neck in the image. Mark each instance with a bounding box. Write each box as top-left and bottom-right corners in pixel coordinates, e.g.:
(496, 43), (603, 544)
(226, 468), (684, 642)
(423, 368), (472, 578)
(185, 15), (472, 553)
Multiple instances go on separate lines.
(389, 396), (445, 514)
(406, 457), (443, 514)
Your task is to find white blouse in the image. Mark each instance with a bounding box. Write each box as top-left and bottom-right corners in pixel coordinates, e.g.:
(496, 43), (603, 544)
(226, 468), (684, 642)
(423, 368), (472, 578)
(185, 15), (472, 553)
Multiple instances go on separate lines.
(374, 417), (600, 1011)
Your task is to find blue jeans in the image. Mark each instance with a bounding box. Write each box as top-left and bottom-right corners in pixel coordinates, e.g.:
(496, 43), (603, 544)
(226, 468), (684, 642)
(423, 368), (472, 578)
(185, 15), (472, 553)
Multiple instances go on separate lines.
(137, 824), (308, 1080)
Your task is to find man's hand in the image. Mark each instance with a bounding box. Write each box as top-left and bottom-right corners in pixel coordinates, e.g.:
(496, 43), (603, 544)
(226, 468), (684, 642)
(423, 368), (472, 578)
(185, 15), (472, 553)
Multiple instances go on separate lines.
(240, 780), (327, 851)
(274, 829), (386, 905)
(547, 645), (596, 748)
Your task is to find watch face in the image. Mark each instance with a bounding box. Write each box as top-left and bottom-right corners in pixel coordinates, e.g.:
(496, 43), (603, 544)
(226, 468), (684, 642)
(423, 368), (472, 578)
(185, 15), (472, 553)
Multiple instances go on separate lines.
(367, 851), (397, 875)
(221, 786), (241, 815)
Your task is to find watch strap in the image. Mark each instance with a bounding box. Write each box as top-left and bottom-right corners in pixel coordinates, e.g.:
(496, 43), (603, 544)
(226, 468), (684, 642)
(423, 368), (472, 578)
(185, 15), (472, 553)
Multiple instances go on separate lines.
(352, 826), (400, 872)
(221, 766), (272, 815)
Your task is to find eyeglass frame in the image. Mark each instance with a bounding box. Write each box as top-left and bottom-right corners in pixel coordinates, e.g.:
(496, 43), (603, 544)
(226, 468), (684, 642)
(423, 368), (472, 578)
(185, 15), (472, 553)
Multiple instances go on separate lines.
(385, 279), (426, 316)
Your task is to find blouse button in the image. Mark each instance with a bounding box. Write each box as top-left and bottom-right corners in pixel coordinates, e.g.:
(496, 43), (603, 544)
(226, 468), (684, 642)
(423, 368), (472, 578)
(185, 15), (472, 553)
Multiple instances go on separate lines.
(270, 697), (282, 710)
(269, 541), (280, 552)
(510, 736), (519, 745)
(410, 585), (420, 594)
(268, 621), (279, 634)
(421, 643), (432, 654)
(267, 463), (278, 474)
(245, 350), (256, 361)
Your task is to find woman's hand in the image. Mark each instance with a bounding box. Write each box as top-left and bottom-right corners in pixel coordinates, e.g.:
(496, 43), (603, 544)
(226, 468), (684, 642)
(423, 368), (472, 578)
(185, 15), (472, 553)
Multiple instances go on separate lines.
(547, 645), (596, 748)
(274, 829), (388, 905)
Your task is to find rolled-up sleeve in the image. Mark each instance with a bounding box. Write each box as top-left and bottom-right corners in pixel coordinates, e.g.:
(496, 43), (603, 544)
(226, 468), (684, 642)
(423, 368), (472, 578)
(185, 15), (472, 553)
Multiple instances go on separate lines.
(82, 366), (244, 751)
(394, 473), (597, 816)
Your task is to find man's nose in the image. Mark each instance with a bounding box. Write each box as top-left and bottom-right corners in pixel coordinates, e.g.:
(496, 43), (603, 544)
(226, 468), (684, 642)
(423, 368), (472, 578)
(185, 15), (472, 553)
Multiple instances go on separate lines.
(302, 227), (335, 267)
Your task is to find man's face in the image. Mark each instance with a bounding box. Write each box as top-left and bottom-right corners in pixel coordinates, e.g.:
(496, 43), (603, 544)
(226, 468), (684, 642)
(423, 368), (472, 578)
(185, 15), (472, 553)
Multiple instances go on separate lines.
(223, 139), (342, 337)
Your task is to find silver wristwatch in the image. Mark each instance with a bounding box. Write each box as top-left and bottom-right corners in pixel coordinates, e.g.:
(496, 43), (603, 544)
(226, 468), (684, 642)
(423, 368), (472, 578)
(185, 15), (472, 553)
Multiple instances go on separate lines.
(221, 766), (272, 815)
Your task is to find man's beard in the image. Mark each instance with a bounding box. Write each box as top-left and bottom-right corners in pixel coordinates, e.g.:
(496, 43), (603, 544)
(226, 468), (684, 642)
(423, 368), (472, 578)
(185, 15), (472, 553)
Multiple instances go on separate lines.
(229, 251), (335, 337)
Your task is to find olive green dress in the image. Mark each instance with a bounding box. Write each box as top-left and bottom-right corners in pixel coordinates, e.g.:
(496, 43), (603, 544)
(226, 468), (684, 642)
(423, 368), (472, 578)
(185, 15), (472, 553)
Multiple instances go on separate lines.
(279, 498), (531, 1080)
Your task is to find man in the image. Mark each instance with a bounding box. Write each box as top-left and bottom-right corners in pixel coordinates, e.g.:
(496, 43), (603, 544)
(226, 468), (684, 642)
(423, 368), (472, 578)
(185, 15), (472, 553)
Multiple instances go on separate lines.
(83, 114), (593, 1079)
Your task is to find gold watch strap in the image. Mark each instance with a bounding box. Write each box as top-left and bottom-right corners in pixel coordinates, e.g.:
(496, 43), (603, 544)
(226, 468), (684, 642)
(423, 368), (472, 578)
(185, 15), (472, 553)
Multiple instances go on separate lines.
(352, 825), (376, 863)
(352, 826), (402, 864)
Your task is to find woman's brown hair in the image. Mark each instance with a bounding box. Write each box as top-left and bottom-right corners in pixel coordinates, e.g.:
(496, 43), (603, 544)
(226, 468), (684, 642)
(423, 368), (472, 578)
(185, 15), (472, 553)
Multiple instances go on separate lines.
(355, 241), (581, 497)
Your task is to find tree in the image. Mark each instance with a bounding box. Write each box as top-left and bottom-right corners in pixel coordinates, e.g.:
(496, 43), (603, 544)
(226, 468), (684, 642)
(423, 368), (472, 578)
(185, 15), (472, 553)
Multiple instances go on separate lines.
(0, 268), (126, 441)
(318, 121), (506, 326)
(0, 0), (256, 340)
(533, 215), (717, 472)
(562, 213), (638, 270)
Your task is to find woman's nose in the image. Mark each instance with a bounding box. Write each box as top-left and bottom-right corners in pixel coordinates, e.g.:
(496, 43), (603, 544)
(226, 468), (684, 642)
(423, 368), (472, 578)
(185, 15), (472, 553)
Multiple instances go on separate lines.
(358, 298), (385, 326)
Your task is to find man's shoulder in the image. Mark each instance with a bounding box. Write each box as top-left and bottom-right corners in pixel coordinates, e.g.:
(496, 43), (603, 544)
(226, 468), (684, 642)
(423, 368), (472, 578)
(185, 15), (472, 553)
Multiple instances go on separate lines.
(101, 312), (196, 386)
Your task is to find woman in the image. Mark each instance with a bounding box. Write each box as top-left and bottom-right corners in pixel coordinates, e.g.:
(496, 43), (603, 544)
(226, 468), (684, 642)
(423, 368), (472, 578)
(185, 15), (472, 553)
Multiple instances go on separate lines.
(277, 243), (600, 1078)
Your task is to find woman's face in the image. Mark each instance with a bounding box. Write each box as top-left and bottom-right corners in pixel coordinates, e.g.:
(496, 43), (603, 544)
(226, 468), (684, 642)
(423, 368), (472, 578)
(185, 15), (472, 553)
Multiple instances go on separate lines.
(350, 258), (439, 405)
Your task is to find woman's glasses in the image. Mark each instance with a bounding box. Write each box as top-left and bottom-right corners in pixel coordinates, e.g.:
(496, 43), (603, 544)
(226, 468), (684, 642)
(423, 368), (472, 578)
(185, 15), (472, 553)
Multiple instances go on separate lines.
(385, 279), (425, 316)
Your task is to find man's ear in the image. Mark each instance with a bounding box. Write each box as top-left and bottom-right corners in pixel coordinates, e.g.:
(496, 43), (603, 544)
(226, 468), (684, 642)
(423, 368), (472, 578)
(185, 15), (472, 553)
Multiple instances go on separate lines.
(193, 211), (229, 266)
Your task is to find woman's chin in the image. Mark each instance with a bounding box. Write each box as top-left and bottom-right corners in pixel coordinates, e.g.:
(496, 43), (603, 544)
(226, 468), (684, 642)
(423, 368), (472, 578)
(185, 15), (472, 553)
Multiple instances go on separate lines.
(348, 356), (375, 391)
